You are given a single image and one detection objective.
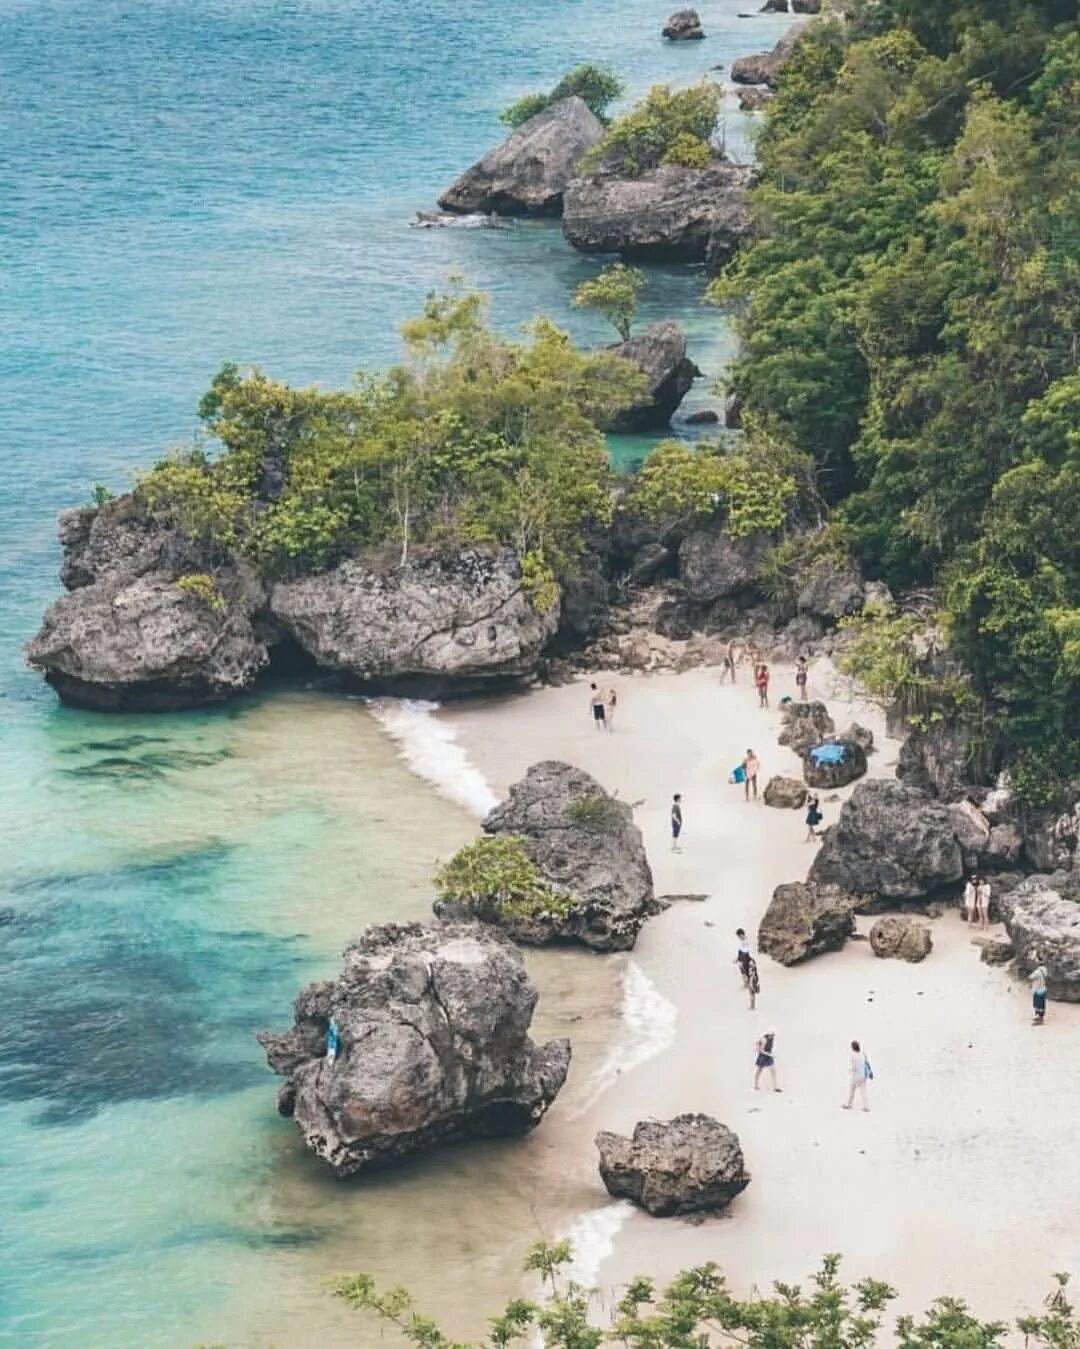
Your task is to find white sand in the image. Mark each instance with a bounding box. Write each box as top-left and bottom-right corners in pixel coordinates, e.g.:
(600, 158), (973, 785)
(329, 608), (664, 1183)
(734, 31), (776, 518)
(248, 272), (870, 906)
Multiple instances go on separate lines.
(442, 659), (1080, 1325)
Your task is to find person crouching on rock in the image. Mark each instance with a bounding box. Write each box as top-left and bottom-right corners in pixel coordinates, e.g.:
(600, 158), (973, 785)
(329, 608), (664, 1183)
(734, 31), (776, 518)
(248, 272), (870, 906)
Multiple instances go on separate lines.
(754, 1031), (780, 1091)
(589, 683), (607, 731)
(325, 1015), (340, 1067)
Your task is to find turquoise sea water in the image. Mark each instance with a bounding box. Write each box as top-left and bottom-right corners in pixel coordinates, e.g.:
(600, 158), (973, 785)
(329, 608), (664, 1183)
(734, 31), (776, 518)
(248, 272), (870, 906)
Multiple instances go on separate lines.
(1, 2), (792, 1342)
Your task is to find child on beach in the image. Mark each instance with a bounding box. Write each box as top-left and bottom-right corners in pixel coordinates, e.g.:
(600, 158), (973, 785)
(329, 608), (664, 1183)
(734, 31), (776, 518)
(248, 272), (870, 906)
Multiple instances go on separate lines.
(843, 1039), (871, 1110)
(755, 663), (770, 708)
(671, 793), (683, 852)
(754, 1031), (780, 1091)
(742, 749), (760, 801)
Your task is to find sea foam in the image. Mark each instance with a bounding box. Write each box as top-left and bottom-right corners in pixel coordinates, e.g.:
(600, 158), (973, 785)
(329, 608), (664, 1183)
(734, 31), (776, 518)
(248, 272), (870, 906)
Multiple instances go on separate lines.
(366, 698), (498, 819)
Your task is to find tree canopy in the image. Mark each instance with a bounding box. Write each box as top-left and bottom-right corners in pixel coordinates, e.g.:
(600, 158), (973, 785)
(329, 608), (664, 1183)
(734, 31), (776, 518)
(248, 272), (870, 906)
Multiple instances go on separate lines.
(572, 263), (646, 342)
(580, 81), (721, 176)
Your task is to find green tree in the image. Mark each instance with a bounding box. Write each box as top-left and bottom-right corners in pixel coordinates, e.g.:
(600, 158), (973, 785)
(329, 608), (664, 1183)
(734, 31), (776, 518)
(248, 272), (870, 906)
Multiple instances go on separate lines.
(628, 440), (797, 538)
(580, 82), (720, 176)
(572, 263), (645, 341)
(500, 64), (624, 128)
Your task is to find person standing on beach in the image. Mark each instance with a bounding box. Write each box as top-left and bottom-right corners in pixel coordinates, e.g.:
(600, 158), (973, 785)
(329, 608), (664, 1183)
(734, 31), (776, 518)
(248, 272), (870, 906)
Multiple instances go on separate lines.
(977, 875), (992, 930)
(1030, 955), (1048, 1025)
(754, 1031), (780, 1091)
(755, 663), (770, 709)
(735, 928), (751, 985)
(805, 793), (822, 841)
(722, 639), (738, 683)
(747, 957), (760, 1010)
(606, 686), (618, 730)
(843, 1039), (871, 1110)
(963, 873), (978, 924)
(742, 748), (760, 801)
(589, 683), (606, 731)
(671, 793), (683, 852)
(795, 655), (809, 701)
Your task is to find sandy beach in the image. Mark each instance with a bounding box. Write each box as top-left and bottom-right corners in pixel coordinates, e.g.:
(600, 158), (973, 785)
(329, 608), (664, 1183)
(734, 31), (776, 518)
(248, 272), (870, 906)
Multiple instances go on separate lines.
(441, 658), (1080, 1327)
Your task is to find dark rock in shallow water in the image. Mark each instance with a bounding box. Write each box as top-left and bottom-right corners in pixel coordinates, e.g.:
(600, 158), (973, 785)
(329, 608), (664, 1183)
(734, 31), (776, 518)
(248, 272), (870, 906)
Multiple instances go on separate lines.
(596, 1114), (749, 1215)
(438, 97), (604, 217)
(759, 881), (858, 964)
(608, 321), (699, 432)
(269, 547), (557, 694)
(662, 8), (706, 38)
(563, 162), (754, 267)
(731, 23), (809, 87)
(258, 922), (570, 1176)
(682, 408), (721, 425)
(439, 761), (658, 951)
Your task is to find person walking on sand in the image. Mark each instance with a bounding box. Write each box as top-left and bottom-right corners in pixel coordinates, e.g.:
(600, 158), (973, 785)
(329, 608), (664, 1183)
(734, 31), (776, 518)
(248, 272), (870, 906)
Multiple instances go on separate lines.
(589, 683), (607, 731)
(742, 748), (760, 801)
(843, 1039), (871, 1110)
(722, 639), (738, 683)
(963, 873), (978, 924)
(735, 927), (752, 986)
(977, 875), (992, 930)
(795, 655), (809, 702)
(1030, 955), (1048, 1025)
(606, 686), (618, 730)
(671, 793), (683, 853)
(805, 793), (822, 841)
(755, 662), (770, 709)
(754, 1031), (780, 1091)
(747, 957), (760, 1010)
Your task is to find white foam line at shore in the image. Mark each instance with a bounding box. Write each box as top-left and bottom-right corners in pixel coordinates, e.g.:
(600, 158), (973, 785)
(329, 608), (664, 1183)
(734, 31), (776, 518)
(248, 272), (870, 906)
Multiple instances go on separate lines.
(561, 1202), (633, 1287)
(570, 959), (679, 1118)
(366, 698), (498, 818)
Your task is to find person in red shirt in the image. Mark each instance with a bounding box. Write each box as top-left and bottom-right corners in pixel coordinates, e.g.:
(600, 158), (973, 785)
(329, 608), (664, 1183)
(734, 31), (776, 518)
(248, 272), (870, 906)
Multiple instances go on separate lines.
(755, 662), (770, 708)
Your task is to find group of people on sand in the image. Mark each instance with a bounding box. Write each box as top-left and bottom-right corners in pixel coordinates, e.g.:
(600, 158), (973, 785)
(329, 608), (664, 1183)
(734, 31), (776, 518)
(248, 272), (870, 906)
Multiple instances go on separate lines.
(962, 873), (993, 929)
(735, 928), (872, 1108)
(721, 642), (811, 710)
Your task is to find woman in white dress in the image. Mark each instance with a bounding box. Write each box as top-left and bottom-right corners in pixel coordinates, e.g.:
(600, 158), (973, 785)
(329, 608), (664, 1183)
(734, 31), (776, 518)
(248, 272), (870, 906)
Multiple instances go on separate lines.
(977, 876), (992, 930)
(843, 1040), (871, 1111)
(963, 874), (978, 924)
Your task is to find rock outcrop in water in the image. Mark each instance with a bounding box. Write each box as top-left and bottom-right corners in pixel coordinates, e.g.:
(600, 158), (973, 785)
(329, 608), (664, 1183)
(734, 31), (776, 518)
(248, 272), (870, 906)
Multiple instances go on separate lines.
(563, 162), (755, 268)
(731, 24), (808, 88)
(269, 547), (557, 694)
(595, 1114), (750, 1215)
(438, 760), (658, 951)
(438, 97), (604, 217)
(662, 8), (706, 39)
(258, 921), (570, 1176)
(608, 321), (700, 432)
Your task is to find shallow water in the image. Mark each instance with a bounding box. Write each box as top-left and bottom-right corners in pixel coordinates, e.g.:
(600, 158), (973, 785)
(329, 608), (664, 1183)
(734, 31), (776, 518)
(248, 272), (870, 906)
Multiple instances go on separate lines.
(1, 0), (792, 1340)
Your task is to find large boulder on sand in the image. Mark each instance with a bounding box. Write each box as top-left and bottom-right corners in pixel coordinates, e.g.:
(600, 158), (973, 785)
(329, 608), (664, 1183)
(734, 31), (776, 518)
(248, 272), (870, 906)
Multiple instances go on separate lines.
(442, 761), (658, 951)
(270, 547), (557, 694)
(678, 520), (771, 604)
(26, 500), (269, 711)
(803, 740), (868, 789)
(758, 881), (858, 964)
(763, 775), (807, 809)
(563, 162), (755, 268)
(258, 922), (570, 1176)
(778, 700), (835, 756)
(663, 8), (706, 38)
(869, 915), (932, 962)
(608, 321), (699, 432)
(998, 875), (1080, 1000)
(595, 1114), (749, 1216)
(731, 24), (808, 88)
(810, 780), (963, 901)
(438, 97), (604, 217)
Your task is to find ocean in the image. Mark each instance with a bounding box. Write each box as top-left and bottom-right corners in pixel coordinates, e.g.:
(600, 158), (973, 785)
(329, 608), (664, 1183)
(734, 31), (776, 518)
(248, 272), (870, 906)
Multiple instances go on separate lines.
(0, 1), (792, 1342)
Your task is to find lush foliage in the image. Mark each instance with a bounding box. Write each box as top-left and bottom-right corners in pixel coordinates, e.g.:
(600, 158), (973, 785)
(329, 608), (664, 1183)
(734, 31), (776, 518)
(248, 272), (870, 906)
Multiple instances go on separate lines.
(580, 82), (721, 176)
(500, 64), (624, 129)
(565, 791), (622, 832)
(135, 290), (645, 585)
(434, 837), (571, 922)
(333, 1242), (1080, 1348)
(628, 440), (797, 538)
(175, 573), (226, 613)
(572, 263), (645, 342)
(712, 0), (1080, 770)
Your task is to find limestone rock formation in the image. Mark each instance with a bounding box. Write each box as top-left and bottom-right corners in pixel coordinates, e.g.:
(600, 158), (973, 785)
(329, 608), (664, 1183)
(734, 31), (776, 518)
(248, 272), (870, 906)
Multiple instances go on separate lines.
(796, 556), (865, 620)
(809, 780), (964, 901)
(998, 876), (1080, 1000)
(777, 700), (835, 756)
(802, 740), (868, 790)
(1020, 803), (1080, 873)
(979, 937), (1015, 966)
(563, 162), (755, 268)
(896, 722), (979, 800)
(758, 881), (858, 964)
(438, 97), (604, 217)
(679, 521), (771, 604)
(837, 723), (875, 756)
(731, 24), (808, 88)
(608, 321), (699, 432)
(738, 86), (775, 112)
(595, 1114), (749, 1216)
(662, 8), (706, 38)
(948, 800), (993, 871)
(442, 761), (658, 951)
(258, 922), (570, 1176)
(763, 775), (807, 809)
(270, 547), (557, 694)
(869, 915), (932, 962)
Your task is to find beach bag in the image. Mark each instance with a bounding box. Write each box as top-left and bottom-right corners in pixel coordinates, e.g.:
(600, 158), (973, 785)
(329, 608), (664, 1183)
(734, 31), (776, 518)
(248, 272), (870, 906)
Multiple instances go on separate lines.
(730, 764), (746, 784)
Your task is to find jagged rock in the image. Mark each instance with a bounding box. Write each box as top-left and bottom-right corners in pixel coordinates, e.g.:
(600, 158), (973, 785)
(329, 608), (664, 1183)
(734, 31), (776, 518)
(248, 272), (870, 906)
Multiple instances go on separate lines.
(438, 97), (604, 217)
(731, 24), (809, 87)
(679, 520), (771, 604)
(869, 915), (932, 963)
(949, 800), (992, 871)
(628, 541), (674, 586)
(1021, 803), (1080, 873)
(258, 922), (569, 1176)
(553, 555), (610, 650)
(595, 1114), (749, 1216)
(791, 0), (821, 11)
(663, 8), (706, 38)
(759, 881), (858, 964)
(608, 321), (699, 432)
(838, 723), (874, 755)
(981, 783), (1017, 824)
(803, 740), (867, 789)
(986, 822), (1024, 867)
(563, 162), (755, 268)
(440, 761), (657, 951)
(810, 780), (964, 900)
(998, 876), (1080, 1001)
(796, 555), (864, 620)
(654, 596), (694, 641)
(682, 408), (721, 425)
(760, 0), (788, 10)
(724, 391), (743, 428)
(979, 937), (1015, 966)
(270, 547), (557, 694)
(763, 775), (807, 809)
(897, 722), (979, 800)
(738, 86), (775, 112)
(778, 700), (835, 756)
